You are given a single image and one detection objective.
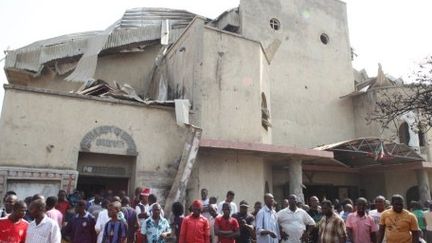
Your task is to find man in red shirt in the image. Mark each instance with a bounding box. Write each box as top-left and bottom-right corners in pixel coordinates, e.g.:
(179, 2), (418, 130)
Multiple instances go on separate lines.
(55, 190), (70, 216)
(215, 203), (240, 243)
(179, 200), (210, 243)
(0, 200), (29, 243)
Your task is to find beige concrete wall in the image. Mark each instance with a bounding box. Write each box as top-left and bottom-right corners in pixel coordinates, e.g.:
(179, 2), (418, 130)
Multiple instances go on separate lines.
(94, 45), (162, 97)
(384, 169), (417, 200)
(240, 0), (355, 147)
(165, 19), (272, 143)
(195, 151), (266, 207)
(359, 173), (387, 200)
(198, 28), (270, 143)
(0, 87), (188, 195)
(273, 169), (359, 187)
(165, 18), (204, 102)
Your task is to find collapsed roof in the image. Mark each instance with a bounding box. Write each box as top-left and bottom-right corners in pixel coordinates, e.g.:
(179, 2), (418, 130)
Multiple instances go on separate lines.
(315, 137), (424, 168)
(4, 8), (200, 82)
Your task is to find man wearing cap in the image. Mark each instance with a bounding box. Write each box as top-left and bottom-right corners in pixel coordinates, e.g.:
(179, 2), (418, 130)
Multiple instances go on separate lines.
(135, 188), (150, 243)
(179, 200), (210, 243)
(233, 200), (255, 243)
(277, 194), (315, 243)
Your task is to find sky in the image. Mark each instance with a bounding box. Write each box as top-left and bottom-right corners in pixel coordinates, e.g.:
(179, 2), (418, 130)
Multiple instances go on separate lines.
(1, 0), (432, 113)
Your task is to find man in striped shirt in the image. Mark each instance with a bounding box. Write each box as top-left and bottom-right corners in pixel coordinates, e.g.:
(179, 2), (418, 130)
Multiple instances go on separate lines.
(102, 201), (128, 243)
(318, 200), (347, 243)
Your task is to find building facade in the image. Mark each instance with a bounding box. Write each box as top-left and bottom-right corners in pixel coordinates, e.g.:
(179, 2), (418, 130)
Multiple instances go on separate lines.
(1, 0), (431, 209)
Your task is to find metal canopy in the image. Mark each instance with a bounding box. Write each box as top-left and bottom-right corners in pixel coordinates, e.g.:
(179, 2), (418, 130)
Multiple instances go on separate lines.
(315, 137), (424, 168)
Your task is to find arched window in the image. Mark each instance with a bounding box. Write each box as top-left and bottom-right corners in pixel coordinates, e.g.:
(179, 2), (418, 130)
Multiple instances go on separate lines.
(399, 122), (410, 145)
(419, 130), (426, 147)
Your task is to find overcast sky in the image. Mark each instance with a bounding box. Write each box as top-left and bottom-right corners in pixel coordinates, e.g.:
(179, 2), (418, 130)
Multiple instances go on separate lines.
(1, 0), (432, 113)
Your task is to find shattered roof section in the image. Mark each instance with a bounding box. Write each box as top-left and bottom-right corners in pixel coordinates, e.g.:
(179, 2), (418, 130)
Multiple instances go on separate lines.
(341, 64), (401, 99)
(5, 8), (197, 76)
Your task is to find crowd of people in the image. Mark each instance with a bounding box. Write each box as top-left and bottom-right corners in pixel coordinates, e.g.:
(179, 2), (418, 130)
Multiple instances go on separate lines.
(0, 187), (431, 243)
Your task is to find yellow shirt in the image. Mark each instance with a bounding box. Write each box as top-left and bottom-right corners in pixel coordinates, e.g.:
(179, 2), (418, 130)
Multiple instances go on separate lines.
(380, 209), (419, 243)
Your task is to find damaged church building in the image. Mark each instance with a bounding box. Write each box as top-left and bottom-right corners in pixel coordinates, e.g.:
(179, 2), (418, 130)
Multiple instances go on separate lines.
(1, 0), (432, 209)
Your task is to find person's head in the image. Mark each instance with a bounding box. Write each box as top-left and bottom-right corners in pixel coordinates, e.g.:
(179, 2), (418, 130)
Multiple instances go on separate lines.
(201, 188), (208, 200)
(222, 203), (231, 218)
(10, 200), (27, 220)
(119, 190), (126, 199)
(288, 194), (298, 209)
(374, 195), (385, 212)
(29, 199), (46, 219)
(355, 197), (368, 215)
(209, 204), (218, 218)
(112, 196), (121, 203)
(140, 188), (150, 204)
(121, 196), (131, 207)
(226, 191), (235, 203)
(264, 193), (274, 208)
(134, 187), (143, 197)
(101, 199), (110, 209)
(209, 196), (217, 205)
(428, 200), (432, 211)
(254, 201), (262, 213)
(343, 203), (353, 213)
(239, 200), (249, 215)
(410, 201), (422, 211)
(94, 194), (102, 204)
(152, 203), (162, 219)
(385, 200), (391, 209)
(31, 194), (45, 202)
(282, 199), (289, 208)
(46, 196), (58, 210)
(391, 194), (404, 213)
(309, 196), (319, 209)
(148, 194), (157, 205)
(58, 190), (67, 201)
(321, 200), (333, 217)
(191, 200), (203, 217)
(342, 198), (353, 207)
(172, 202), (184, 217)
(3, 191), (16, 202)
(4, 194), (18, 213)
(108, 201), (122, 219)
(75, 200), (87, 215)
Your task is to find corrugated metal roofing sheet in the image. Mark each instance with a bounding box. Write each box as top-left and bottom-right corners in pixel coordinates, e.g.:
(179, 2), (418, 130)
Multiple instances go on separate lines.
(5, 8), (197, 75)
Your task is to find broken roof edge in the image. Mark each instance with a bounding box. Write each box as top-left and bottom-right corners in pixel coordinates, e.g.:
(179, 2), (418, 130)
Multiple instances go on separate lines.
(4, 84), (176, 110)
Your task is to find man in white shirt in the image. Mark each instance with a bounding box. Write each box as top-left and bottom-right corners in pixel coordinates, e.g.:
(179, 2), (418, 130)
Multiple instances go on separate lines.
(256, 193), (280, 243)
(217, 191), (237, 216)
(277, 194), (315, 243)
(135, 188), (150, 226)
(25, 199), (61, 243)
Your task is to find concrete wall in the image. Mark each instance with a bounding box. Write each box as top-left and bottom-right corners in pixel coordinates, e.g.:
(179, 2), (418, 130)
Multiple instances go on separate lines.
(240, 0), (355, 147)
(94, 45), (162, 97)
(195, 151), (266, 207)
(198, 27), (270, 142)
(0, 87), (188, 196)
(384, 170), (417, 200)
(165, 19), (272, 144)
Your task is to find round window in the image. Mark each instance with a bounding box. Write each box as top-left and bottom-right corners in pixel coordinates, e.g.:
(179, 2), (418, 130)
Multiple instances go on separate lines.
(320, 33), (329, 45)
(270, 18), (280, 31)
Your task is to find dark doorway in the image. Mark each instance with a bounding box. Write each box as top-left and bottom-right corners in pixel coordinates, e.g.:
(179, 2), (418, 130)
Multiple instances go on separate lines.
(77, 176), (129, 199)
(303, 185), (358, 202)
